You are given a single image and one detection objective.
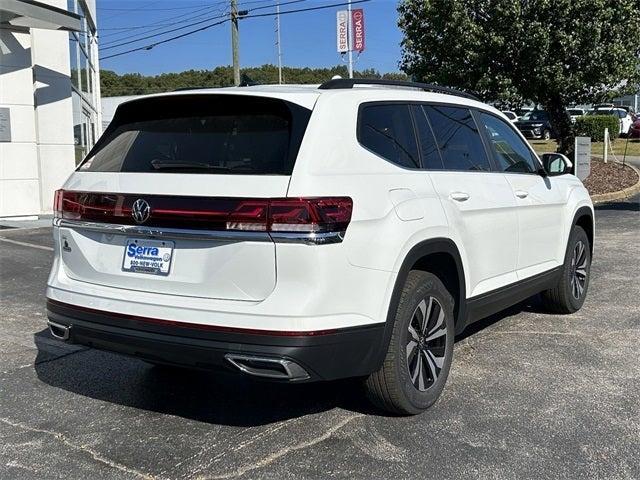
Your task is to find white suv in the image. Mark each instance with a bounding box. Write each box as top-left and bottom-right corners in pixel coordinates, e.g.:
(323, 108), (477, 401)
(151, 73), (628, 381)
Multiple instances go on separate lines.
(46, 79), (594, 415)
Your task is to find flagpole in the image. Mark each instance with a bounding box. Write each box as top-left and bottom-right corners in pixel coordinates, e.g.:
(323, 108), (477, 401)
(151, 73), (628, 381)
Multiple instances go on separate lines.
(347, 0), (353, 79)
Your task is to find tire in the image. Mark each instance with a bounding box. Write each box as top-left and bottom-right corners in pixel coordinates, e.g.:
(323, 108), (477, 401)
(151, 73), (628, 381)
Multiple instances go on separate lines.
(542, 129), (552, 140)
(365, 271), (455, 415)
(541, 225), (591, 314)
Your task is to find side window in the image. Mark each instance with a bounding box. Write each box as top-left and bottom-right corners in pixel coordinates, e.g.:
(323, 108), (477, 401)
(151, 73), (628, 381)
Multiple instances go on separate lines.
(478, 112), (540, 173)
(358, 104), (420, 169)
(424, 105), (491, 171)
(411, 105), (444, 170)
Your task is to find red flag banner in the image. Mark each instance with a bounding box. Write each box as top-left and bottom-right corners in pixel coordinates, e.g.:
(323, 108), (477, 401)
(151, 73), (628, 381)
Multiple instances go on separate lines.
(351, 9), (365, 52)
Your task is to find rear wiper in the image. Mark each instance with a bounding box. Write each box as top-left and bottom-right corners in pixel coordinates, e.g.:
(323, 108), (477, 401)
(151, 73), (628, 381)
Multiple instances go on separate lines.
(150, 160), (231, 172)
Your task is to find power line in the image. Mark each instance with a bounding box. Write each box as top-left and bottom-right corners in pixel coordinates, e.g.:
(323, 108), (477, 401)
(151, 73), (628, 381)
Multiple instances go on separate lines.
(100, 11), (230, 50)
(101, 0), (305, 51)
(100, 0), (277, 15)
(100, 5), (221, 34)
(99, 3), (216, 11)
(99, 0), (371, 61)
(101, 7), (228, 44)
(245, 0), (305, 13)
(244, 0), (369, 20)
(100, 18), (229, 61)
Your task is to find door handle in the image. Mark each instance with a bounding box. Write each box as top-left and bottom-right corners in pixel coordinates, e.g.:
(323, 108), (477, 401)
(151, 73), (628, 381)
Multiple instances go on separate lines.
(514, 190), (529, 199)
(450, 192), (470, 202)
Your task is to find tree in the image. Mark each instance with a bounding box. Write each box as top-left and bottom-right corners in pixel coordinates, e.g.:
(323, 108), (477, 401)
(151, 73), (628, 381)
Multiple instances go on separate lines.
(398, 0), (640, 154)
(100, 65), (407, 98)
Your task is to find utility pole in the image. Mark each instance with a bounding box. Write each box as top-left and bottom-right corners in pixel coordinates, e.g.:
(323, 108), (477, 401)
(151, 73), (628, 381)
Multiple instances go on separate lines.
(346, 0), (353, 79)
(231, 0), (240, 86)
(276, 0), (283, 84)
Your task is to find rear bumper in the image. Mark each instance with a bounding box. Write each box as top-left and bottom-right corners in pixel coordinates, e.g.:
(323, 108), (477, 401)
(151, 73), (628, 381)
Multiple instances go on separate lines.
(46, 299), (386, 382)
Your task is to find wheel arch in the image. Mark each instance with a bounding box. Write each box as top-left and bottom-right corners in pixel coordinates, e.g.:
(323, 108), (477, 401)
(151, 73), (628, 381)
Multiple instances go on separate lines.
(372, 238), (467, 371)
(572, 206), (594, 255)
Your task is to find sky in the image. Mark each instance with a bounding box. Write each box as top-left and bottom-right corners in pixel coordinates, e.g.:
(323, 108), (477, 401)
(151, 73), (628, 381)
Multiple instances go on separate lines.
(97, 0), (404, 76)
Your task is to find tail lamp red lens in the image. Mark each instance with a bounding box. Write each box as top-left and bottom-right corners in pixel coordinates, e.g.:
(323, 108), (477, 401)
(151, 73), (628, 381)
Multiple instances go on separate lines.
(53, 189), (64, 217)
(54, 190), (353, 234)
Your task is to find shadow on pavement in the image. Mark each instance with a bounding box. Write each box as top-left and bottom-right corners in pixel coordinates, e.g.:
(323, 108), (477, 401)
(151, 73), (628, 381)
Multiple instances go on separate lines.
(594, 199), (639, 212)
(456, 294), (545, 341)
(33, 296), (539, 426)
(33, 328), (377, 427)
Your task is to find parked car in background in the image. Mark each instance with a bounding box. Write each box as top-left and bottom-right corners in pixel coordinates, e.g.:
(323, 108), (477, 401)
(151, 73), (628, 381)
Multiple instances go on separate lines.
(588, 107), (633, 136)
(501, 111), (518, 123)
(629, 117), (640, 138)
(515, 107), (533, 120)
(515, 110), (555, 140)
(567, 108), (585, 123)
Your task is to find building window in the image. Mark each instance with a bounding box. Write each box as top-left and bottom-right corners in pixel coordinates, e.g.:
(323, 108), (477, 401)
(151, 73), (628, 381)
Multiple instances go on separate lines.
(68, 0), (99, 164)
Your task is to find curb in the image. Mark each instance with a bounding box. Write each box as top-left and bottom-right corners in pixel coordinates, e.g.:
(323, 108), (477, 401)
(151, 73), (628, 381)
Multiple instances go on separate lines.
(590, 163), (640, 204)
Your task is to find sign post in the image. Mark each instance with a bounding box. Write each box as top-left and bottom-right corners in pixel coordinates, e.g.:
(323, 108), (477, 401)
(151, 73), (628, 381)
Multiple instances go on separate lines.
(574, 136), (591, 181)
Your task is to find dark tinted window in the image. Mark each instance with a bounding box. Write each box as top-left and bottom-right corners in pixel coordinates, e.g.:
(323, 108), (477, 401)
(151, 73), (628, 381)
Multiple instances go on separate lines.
(79, 95), (310, 175)
(425, 106), (491, 171)
(479, 112), (539, 173)
(525, 111), (549, 121)
(411, 105), (444, 170)
(358, 104), (420, 168)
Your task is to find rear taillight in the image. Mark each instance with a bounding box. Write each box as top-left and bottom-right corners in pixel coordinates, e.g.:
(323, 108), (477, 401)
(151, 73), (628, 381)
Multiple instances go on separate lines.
(269, 197), (352, 233)
(55, 191), (353, 235)
(53, 189), (64, 218)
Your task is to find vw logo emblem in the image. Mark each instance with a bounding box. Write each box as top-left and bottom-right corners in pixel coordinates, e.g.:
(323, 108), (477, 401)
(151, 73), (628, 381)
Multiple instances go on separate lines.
(131, 199), (151, 224)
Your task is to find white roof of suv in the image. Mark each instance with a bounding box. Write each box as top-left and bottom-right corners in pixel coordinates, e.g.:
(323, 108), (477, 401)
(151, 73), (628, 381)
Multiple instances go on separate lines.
(117, 80), (489, 113)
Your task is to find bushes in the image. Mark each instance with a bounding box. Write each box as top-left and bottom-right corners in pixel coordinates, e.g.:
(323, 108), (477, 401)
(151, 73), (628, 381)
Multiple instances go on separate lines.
(574, 115), (620, 142)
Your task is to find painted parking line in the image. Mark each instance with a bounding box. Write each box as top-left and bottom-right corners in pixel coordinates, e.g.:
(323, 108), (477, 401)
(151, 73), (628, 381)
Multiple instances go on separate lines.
(0, 237), (53, 251)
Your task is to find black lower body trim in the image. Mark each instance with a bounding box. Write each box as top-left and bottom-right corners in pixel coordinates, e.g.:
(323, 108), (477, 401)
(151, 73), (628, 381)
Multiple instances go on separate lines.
(46, 300), (384, 382)
(464, 267), (562, 326)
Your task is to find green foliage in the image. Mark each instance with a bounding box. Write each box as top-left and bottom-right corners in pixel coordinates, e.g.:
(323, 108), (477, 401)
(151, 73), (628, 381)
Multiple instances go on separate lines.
(574, 115), (621, 142)
(100, 65), (408, 97)
(398, 0), (640, 153)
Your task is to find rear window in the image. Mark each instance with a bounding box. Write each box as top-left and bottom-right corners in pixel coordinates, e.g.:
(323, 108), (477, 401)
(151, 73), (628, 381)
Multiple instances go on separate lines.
(79, 95), (311, 175)
(357, 104), (420, 169)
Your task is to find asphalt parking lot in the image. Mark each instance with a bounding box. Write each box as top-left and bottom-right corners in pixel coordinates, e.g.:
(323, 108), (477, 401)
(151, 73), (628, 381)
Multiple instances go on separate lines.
(1, 197), (639, 480)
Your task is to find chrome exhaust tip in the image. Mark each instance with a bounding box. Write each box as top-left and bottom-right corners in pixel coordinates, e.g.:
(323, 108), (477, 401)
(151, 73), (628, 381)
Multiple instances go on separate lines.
(224, 354), (309, 381)
(47, 320), (70, 341)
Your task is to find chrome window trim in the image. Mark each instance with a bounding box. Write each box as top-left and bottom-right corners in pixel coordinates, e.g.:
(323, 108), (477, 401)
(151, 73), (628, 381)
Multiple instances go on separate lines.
(54, 218), (345, 245)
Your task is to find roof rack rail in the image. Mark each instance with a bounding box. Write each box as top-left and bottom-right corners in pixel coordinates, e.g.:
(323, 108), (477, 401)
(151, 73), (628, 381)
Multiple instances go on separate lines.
(172, 86), (212, 92)
(317, 78), (480, 101)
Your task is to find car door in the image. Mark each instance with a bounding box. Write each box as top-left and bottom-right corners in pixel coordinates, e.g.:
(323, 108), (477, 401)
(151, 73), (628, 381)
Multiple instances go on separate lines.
(414, 104), (519, 298)
(617, 109), (631, 135)
(476, 111), (567, 280)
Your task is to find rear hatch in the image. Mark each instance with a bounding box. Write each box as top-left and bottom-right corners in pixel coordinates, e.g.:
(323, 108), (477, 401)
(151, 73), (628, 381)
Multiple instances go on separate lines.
(56, 93), (313, 302)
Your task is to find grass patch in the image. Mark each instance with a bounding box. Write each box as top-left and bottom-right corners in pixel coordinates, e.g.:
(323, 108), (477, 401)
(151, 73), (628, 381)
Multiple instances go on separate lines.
(528, 138), (640, 157)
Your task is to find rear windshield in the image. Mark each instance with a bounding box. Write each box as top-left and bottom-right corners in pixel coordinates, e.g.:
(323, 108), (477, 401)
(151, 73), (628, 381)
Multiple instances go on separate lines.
(79, 95), (311, 175)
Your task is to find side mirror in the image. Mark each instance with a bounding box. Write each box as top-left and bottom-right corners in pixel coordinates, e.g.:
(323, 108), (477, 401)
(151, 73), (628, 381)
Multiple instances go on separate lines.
(541, 153), (573, 176)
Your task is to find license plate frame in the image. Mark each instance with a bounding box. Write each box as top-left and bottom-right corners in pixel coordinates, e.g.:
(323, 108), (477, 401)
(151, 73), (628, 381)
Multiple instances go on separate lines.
(122, 238), (174, 276)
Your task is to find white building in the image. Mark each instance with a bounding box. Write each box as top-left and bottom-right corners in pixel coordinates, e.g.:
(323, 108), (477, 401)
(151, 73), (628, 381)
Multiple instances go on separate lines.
(0, 0), (101, 218)
(101, 94), (140, 131)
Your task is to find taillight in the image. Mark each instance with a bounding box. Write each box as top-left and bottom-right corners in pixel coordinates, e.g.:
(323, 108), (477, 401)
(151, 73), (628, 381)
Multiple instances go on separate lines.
(53, 189), (64, 218)
(269, 198), (353, 233)
(55, 192), (353, 235)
